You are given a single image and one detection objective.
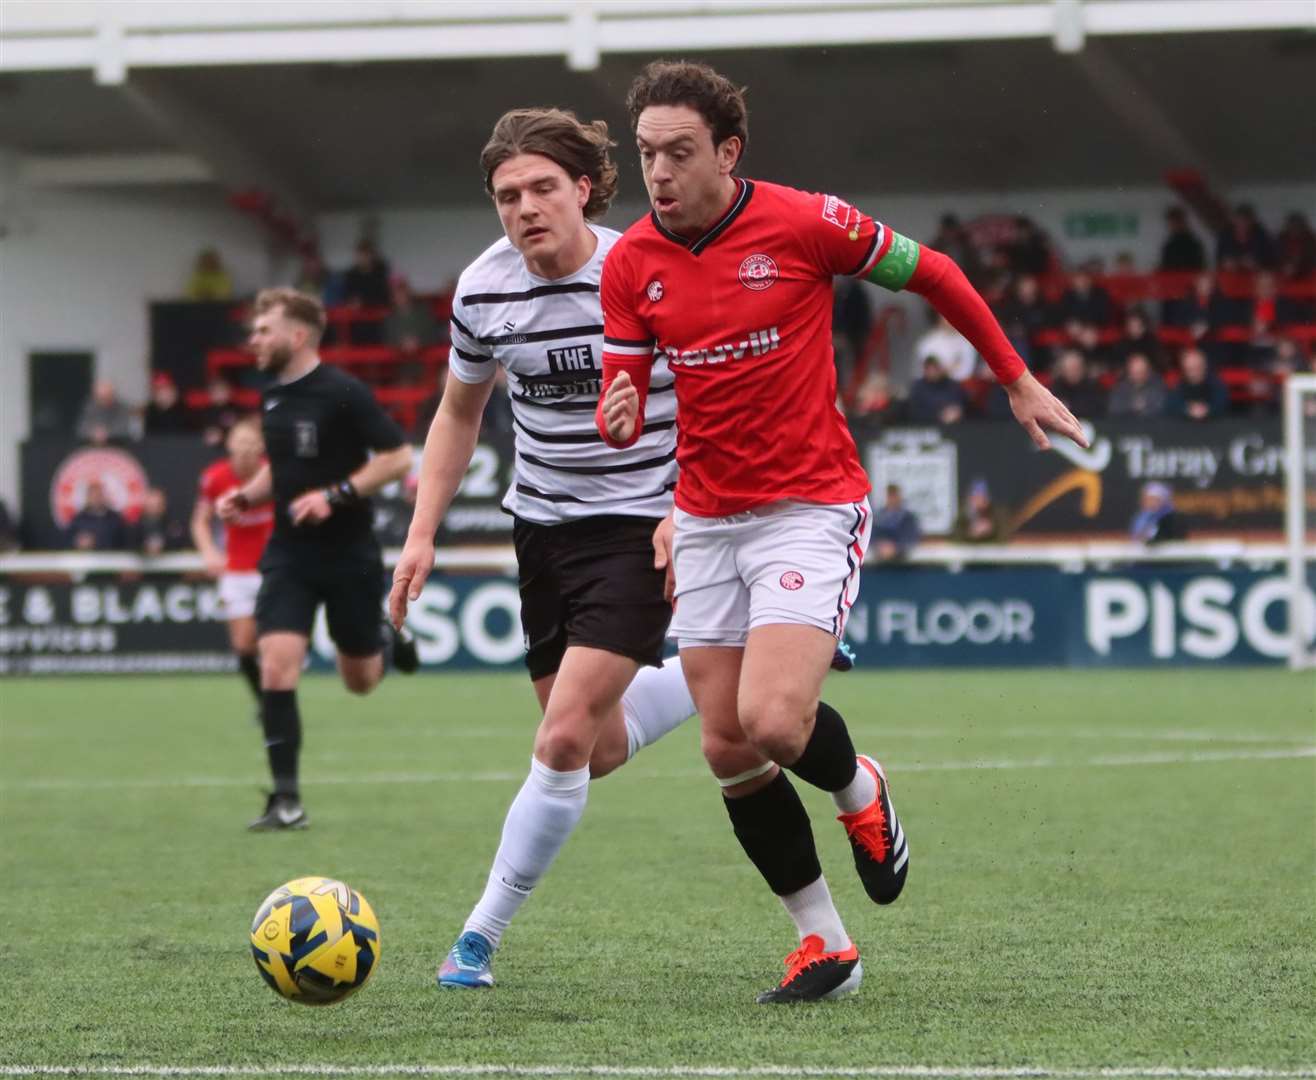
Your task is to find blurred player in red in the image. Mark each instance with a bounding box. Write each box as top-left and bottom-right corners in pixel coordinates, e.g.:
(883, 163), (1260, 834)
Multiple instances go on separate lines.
(191, 416), (273, 705)
(599, 61), (1086, 1004)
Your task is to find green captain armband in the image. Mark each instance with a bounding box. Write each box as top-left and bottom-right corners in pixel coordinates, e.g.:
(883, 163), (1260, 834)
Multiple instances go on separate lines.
(864, 229), (920, 292)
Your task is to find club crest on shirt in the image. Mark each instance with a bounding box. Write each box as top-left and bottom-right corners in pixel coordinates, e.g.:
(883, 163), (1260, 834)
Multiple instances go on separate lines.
(646, 280), (664, 303)
(779, 571), (805, 591)
(738, 253), (778, 292)
(294, 420), (318, 458)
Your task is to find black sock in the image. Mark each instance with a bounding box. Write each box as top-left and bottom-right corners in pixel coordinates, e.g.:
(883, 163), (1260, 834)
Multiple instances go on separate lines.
(237, 653), (261, 702)
(785, 700), (858, 793)
(723, 771), (822, 897)
(260, 689), (301, 797)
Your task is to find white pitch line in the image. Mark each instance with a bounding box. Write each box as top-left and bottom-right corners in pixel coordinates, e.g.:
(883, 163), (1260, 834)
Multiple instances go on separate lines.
(3, 746), (1313, 793)
(1, 1065), (1315, 1078)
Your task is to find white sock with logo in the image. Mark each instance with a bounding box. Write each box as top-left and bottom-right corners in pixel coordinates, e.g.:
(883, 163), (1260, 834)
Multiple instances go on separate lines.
(622, 656), (697, 759)
(463, 756), (590, 949)
(778, 875), (851, 953)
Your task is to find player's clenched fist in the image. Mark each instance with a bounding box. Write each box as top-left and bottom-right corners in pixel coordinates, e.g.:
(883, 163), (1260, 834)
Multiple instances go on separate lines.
(602, 370), (639, 444)
(389, 538), (434, 630)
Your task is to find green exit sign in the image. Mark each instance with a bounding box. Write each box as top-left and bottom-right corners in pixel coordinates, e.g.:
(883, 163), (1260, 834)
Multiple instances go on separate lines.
(1064, 212), (1140, 239)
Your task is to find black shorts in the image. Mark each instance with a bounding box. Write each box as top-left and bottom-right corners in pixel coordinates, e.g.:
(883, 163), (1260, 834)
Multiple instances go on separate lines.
(255, 555), (385, 658)
(513, 514), (672, 681)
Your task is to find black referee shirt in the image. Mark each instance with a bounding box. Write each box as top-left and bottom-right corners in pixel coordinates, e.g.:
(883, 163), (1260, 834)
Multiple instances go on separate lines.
(259, 364), (406, 563)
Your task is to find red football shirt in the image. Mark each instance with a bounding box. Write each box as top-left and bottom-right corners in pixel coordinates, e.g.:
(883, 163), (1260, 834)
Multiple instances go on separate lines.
(199, 459), (274, 572)
(601, 179), (883, 517)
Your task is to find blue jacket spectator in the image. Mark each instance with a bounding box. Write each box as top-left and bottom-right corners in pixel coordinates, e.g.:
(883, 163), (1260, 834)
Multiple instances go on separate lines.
(1130, 482), (1188, 544)
(1165, 348), (1229, 421)
(871, 484), (921, 562)
(66, 480), (129, 551)
(907, 356), (968, 425)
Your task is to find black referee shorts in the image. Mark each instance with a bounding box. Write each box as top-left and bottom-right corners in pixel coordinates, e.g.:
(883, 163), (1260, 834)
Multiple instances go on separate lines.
(255, 554), (385, 658)
(513, 514), (672, 681)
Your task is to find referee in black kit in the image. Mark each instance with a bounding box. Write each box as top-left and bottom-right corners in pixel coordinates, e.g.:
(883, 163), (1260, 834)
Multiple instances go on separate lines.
(218, 287), (418, 830)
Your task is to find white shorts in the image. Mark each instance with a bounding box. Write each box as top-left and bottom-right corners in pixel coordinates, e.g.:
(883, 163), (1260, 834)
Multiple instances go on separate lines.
(218, 571), (261, 620)
(670, 498), (871, 648)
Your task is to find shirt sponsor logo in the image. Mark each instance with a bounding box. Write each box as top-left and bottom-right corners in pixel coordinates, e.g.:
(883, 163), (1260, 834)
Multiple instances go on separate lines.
(646, 280), (665, 303)
(738, 253), (778, 292)
(822, 194), (856, 232)
(546, 343), (596, 374)
(662, 326), (781, 367)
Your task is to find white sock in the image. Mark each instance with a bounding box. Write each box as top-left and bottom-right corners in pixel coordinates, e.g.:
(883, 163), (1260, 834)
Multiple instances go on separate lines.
(832, 758), (878, 815)
(463, 756), (590, 949)
(621, 656), (696, 760)
(778, 876), (850, 953)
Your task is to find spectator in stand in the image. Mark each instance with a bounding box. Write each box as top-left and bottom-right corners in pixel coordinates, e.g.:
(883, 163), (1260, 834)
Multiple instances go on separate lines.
(1108, 353), (1167, 419)
(143, 372), (190, 435)
(953, 478), (1009, 544)
(831, 277), (872, 389)
(77, 379), (138, 445)
(383, 275), (442, 381)
(1169, 272), (1246, 364)
(343, 239), (391, 308)
(1007, 216), (1053, 276)
(907, 355), (968, 426)
(852, 372), (903, 430)
(186, 248), (234, 301)
(66, 479), (129, 551)
(0, 497), (18, 552)
(1216, 203), (1275, 271)
(871, 483), (921, 562)
(1112, 309), (1165, 372)
(1165, 347), (1229, 421)
(198, 376), (243, 446)
(1058, 263), (1115, 360)
(1276, 211), (1316, 280)
(1130, 482), (1187, 545)
(1159, 206), (1207, 272)
(1249, 272), (1282, 365)
(1049, 349), (1107, 419)
(931, 214), (985, 286)
(295, 251), (346, 308)
(133, 488), (189, 555)
(913, 311), (978, 381)
(993, 274), (1051, 370)
(1112, 252), (1138, 277)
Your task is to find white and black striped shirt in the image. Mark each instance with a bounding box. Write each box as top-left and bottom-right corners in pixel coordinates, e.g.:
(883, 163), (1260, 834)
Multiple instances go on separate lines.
(449, 226), (677, 523)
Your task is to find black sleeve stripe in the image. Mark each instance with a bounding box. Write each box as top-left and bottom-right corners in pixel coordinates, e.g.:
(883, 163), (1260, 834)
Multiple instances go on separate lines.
(845, 231), (880, 277)
(478, 323), (604, 346)
(519, 448), (677, 476)
(462, 283), (599, 305)
(603, 335), (655, 348)
(453, 347), (492, 363)
(450, 313), (475, 339)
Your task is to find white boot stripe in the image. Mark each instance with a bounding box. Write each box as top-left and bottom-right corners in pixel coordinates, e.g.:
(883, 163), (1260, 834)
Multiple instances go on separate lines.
(894, 847), (909, 873)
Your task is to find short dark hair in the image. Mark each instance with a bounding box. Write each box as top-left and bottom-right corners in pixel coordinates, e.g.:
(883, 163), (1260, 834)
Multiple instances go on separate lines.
(480, 108), (618, 221)
(253, 287), (327, 338)
(626, 60), (749, 167)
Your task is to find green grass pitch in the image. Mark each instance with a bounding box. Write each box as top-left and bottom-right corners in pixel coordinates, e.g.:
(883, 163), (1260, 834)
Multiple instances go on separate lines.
(1, 669), (1313, 1078)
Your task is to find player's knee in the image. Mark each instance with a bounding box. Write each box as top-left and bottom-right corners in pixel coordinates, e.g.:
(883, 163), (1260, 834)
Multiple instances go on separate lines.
(534, 713), (595, 770)
(737, 694), (812, 763)
(701, 728), (757, 777)
(259, 653), (299, 690)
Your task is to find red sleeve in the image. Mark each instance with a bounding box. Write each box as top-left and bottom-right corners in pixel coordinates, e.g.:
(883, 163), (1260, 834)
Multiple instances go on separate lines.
(198, 463), (223, 503)
(906, 246), (1028, 385)
(597, 245), (657, 449)
(795, 190), (885, 278)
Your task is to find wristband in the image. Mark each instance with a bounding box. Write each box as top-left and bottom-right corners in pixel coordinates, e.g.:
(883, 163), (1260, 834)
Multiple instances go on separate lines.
(324, 480), (362, 510)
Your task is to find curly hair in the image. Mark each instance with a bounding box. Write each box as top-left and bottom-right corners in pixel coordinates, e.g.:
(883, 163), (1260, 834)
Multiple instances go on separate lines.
(480, 108), (619, 221)
(625, 60), (749, 166)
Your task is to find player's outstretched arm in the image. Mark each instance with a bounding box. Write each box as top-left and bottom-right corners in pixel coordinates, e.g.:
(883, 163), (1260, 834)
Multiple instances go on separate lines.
(189, 497), (226, 577)
(216, 464), (271, 521)
(390, 372), (495, 629)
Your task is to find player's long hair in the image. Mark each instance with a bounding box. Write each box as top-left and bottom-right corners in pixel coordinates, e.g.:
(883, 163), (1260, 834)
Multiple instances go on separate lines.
(480, 108), (619, 222)
(626, 60), (749, 168)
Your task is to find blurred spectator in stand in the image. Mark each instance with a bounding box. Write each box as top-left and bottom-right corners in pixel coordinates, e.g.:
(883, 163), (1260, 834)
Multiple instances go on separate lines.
(133, 488), (188, 555)
(1216, 203), (1274, 271)
(1169, 273), (1245, 364)
(198, 377), (243, 446)
(1276, 211), (1316, 280)
(1049, 349), (1107, 419)
(871, 484), (921, 562)
(1112, 309), (1165, 372)
(143, 373), (190, 435)
(851, 372), (903, 430)
(77, 379), (138, 445)
(295, 251), (346, 308)
(913, 311), (978, 381)
(383, 276), (442, 382)
(1112, 252), (1138, 277)
(344, 239), (391, 307)
(1130, 481), (1187, 544)
(932, 214), (985, 286)
(1159, 206), (1207, 272)
(66, 480), (129, 551)
(1058, 263), (1115, 361)
(953, 478), (1009, 544)
(186, 248), (233, 301)
(831, 278), (872, 391)
(907, 356), (967, 426)
(1108, 353), (1167, 419)
(1249, 272), (1281, 366)
(993, 274), (1051, 371)
(977, 368), (1016, 421)
(1165, 348), (1229, 421)
(0, 497), (18, 552)
(1007, 216), (1053, 276)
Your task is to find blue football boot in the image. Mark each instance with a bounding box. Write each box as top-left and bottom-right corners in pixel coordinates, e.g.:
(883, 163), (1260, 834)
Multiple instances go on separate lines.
(436, 930), (494, 989)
